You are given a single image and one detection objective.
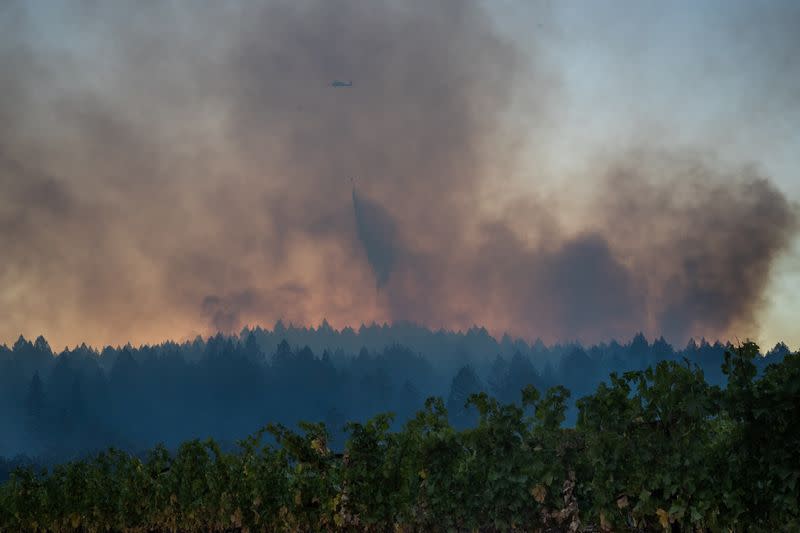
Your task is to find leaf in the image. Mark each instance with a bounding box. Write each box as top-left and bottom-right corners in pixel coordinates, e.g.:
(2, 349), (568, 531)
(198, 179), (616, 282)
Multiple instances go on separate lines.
(531, 484), (547, 504)
(656, 508), (670, 529)
(667, 503), (685, 519)
(600, 512), (611, 531)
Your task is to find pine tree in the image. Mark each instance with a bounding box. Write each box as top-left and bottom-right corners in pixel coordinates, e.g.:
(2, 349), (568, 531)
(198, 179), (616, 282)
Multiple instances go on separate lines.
(25, 371), (45, 442)
(446, 365), (483, 428)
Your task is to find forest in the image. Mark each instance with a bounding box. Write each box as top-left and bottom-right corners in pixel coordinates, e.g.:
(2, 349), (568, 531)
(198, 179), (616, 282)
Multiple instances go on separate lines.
(0, 323), (792, 466)
(0, 341), (798, 531)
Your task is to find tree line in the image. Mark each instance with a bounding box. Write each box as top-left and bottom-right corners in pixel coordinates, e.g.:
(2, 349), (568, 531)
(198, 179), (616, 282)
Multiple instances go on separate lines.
(0, 323), (790, 464)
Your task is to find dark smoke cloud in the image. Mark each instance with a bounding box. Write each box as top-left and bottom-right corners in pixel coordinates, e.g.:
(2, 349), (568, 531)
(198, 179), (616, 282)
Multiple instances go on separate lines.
(596, 154), (798, 341)
(352, 187), (398, 288)
(0, 0), (796, 347)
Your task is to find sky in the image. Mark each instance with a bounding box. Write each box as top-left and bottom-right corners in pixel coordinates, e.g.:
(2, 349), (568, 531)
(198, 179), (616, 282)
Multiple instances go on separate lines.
(493, 0), (800, 349)
(1, 0), (798, 350)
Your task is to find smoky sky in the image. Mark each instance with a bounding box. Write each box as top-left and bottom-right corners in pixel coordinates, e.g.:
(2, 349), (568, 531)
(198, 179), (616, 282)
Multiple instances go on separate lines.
(352, 188), (397, 289)
(0, 0), (797, 348)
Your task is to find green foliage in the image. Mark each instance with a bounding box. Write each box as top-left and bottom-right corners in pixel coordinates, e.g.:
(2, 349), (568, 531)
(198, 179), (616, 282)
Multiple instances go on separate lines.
(1, 342), (798, 532)
(720, 342), (800, 530)
(576, 360), (726, 530)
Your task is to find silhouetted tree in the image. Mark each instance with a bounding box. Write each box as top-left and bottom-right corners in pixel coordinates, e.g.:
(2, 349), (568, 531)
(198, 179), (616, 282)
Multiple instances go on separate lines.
(25, 371), (45, 444)
(447, 365), (483, 428)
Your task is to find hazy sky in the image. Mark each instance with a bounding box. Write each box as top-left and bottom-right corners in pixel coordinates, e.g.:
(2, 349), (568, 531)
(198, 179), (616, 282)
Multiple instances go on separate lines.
(492, 0), (800, 348)
(1, 0), (798, 350)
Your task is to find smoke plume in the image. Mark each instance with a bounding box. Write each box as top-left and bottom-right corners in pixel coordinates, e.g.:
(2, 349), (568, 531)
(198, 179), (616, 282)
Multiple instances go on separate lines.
(352, 187), (398, 288)
(0, 0), (796, 347)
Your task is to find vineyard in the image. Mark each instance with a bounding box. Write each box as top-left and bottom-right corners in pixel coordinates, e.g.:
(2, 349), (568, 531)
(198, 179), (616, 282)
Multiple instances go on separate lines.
(1, 342), (798, 532)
